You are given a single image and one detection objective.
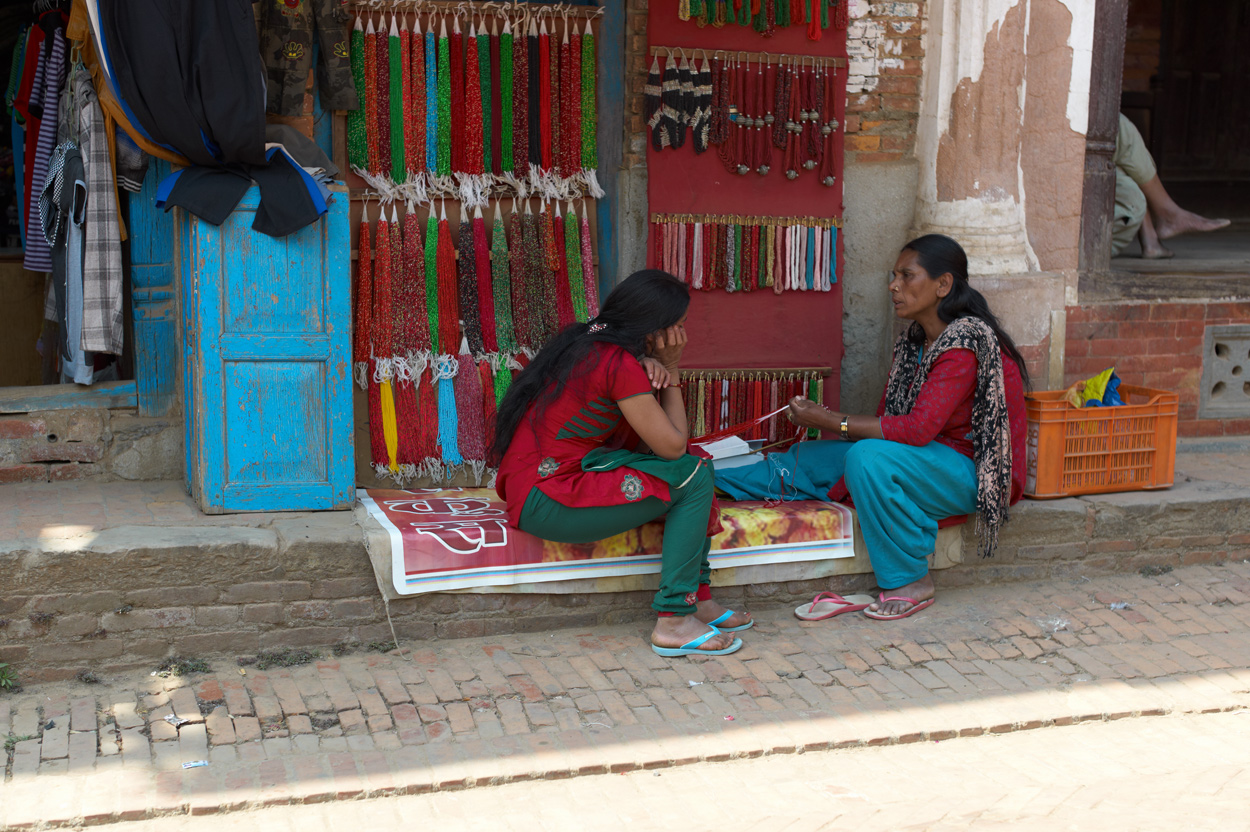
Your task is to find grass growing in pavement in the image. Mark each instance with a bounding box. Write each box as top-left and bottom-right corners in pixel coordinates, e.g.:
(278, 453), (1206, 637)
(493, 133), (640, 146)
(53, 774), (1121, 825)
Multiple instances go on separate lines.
(0, 663), (18, 691)
(251, 648), (320, 670)
(155, 657), (212, 677)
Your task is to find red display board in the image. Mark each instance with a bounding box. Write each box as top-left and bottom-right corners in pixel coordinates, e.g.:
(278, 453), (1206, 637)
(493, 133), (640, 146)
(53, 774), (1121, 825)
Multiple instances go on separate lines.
(645, 0), (848, 407)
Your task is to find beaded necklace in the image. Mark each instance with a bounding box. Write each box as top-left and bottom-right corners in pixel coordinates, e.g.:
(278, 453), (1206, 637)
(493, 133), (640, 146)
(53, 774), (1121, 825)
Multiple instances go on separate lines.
(772, 55), (790, 150)
(423, 211), (441, 353)
(455, 352), (487, 483)
(403, 204), (430, 354)
(436, 18), (451, 178)
(818, 64), (839, 187)
(526, 204), (553, 342)
(548, 16), (561, 175)
(388, 15), (405, 183)
(458, 214), (484, 354)
(691, 55), (712, 154)
(490, 205), (518, 354)
(709, 57), (728, 147)
(489, 17), (502, 176)
(538, 18), (553, 170)
(388, 204), (406, 357)
(527, 19), (542, 169)
(464, 18), (484, 176)
(580, 203), (598, 317)
(435, 202), (460, 355)
(508, 204), (533, 351)
(363, 17), (380, 175)
(424, 20), (437, 175)
(581, 21), (597, 172)
(353, 206), (373, 387)
(783, 61), (802, 178)
(802, 61), (823, 170)
(514, 16), (530, 177)
(565, 20), (581, 176)
(449, 16), (465, 174)
(477, 357), (498, 451)
(478, 18), (493, 177)
(645, 57), (663, 152)
(754, 58), (770, 174)
(348, 17), (367, 171)
(553, 203), (575, 329)
(372, 207), (394, 374)
(437, 357), (464, 468)
(564, 201), (587, 323)
(407, 16), (425, 178)
(673, 54), (693, 150)
(374, 17), (391, 177)
(500, 17), (515, 175)
(415, 369), (440, 480)
(472, 206), (497, 352)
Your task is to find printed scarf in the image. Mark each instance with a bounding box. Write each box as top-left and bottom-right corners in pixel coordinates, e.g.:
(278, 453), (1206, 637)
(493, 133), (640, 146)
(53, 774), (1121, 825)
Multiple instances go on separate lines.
(882, 316), (1013, 558)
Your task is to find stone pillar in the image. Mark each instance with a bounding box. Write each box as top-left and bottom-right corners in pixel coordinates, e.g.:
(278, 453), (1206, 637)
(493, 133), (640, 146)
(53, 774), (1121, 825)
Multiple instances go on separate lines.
(911, 0), (1036, 275)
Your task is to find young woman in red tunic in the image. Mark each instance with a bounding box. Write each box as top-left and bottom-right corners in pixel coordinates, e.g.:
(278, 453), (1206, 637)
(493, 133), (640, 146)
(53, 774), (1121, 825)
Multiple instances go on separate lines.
(717, 235), (1029, 621)
(492, 270), (751, 657)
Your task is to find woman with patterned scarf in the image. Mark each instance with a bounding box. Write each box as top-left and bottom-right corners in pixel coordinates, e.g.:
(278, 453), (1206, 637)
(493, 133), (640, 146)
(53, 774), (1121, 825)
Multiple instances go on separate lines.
(716, 235), (1029, 621)
(493, 270), (751, 658)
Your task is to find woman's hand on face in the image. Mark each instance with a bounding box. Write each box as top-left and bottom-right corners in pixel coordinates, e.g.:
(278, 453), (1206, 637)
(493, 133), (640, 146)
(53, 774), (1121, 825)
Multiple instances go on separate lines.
(787, 396), (833, 431)
(639, 356), (673, 390)
(648, 323), (687, 372)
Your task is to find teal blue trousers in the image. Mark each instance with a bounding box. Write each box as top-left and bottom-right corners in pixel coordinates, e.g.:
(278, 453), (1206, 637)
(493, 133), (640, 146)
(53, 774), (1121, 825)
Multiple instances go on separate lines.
(714, 439), (978, 590)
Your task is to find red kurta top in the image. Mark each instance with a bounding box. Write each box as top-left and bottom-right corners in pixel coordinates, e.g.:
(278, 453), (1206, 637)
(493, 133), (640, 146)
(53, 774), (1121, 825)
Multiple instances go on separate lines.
(829, 347), (1028, 511)
(496, 344), (670, 527)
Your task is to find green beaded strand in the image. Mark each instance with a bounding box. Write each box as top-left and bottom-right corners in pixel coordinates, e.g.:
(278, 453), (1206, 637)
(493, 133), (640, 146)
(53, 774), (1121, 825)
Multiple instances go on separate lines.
(424, 213), (441, 353)
(348, 21), (367, 170)
(491, 210), (518, 353)
(580, 23), (596, 170)
(436, 24), (452, 178)
(478, 27), (492, 174)
(564, 204), (588, 323)
(389, 19), (406, 183)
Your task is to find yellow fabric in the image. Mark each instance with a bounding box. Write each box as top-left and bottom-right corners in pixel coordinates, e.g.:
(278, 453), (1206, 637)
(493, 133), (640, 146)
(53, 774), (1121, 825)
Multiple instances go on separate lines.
(1078, 366), (1116, 407)
(381, 380), (399, 472)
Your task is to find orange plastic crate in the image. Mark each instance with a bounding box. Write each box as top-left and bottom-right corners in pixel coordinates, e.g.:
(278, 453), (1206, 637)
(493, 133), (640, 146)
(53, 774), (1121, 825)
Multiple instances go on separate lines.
(1024, 384), (1178, 499)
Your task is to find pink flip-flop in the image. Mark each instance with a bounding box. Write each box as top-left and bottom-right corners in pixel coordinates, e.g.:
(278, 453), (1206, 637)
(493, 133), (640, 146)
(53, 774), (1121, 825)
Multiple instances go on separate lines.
(862, 594), (935, 621)
(794, 592), (876, 621)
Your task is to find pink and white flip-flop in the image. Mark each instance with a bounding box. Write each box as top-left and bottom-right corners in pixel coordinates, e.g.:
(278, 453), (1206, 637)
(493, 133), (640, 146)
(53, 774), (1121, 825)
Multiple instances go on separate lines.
(794, 592), (876, 621)
(862, 594), (935, 621)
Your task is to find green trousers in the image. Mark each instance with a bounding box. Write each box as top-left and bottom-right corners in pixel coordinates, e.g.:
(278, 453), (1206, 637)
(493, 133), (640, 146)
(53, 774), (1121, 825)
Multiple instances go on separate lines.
(518, 463), (715, 614)
(1112, 113), (1158, 257)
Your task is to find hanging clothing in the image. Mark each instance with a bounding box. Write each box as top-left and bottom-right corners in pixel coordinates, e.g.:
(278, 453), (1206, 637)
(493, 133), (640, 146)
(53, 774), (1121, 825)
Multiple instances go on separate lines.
(42, 144), (93, 384)
(23, 21), (67, 273)
(68, 65), (125, 355)
(259, 0), (360, 117)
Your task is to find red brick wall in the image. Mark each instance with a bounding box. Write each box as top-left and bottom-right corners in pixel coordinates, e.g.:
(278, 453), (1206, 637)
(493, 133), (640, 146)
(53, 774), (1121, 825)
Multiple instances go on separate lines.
(1066, 302), (1250, 437)
(844, 0), (923, 163)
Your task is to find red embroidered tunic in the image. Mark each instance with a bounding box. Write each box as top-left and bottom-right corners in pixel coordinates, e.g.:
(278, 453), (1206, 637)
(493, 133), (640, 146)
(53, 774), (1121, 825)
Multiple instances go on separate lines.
(829, 347), (1028, 510)
(496, 344), (669, 527)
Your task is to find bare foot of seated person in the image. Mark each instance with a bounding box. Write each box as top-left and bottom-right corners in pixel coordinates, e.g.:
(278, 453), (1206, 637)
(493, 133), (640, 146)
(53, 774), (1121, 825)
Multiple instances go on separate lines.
(1154, 206), (1232, 241)
(652, 615), (737, 652)
(867, 572), (936, 618)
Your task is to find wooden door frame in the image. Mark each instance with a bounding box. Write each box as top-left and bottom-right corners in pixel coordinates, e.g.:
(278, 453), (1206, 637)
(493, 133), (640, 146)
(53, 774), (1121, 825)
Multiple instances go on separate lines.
(1079, 0), (1130, 276)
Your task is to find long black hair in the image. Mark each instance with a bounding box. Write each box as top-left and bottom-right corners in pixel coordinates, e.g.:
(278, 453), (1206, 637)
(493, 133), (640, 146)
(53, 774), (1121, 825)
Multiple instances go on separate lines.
(489, 269), (691, 466)
(901, 234), (1031, 388)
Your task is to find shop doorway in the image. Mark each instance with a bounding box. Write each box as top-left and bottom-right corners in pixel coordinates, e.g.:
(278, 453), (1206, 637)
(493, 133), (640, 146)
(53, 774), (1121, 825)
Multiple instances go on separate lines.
(1113, 0), (1250, 269)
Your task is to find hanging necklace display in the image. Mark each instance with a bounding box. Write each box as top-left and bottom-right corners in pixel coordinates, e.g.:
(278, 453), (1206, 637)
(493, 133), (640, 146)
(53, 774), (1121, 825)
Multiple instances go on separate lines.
(818, 60), (839, 187)
(645, 56), (663, 151)
(801, 58), (823, 172)
(754, 56), (770, 175)
(673, 52), (693, 150)
(783, 59), (802, 179)
(680, 0), (841, 40)
(348, 17), (368, 171)
(690, 54), (712, 154)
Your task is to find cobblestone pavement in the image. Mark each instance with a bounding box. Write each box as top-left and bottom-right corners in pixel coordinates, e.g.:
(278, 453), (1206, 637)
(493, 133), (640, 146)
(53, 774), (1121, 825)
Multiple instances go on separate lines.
(3, 560), (1250, 829)
(87, 710), (1250, 832)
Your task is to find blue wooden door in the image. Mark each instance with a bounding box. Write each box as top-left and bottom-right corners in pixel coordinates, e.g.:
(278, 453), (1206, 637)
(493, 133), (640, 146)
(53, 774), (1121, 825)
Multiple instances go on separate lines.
(181, 185), (354, 512)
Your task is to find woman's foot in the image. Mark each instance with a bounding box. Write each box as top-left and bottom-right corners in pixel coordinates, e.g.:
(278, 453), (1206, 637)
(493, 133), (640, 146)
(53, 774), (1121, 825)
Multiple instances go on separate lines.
(694, 598), (752, 630)
(652, 614), (737, 652)
(867, 573), (935, 618)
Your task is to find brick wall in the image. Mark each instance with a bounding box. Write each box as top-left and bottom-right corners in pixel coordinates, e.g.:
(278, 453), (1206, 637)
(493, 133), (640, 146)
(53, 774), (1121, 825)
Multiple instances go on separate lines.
(1065, 301), (1250, 437)
(624, 0), (924, 169)
(844, 0), (923, 163)
(0, 410), (182, 483)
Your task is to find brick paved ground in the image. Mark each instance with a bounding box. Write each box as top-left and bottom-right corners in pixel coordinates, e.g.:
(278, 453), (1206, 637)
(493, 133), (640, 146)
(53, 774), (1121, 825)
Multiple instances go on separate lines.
(81, 711), (1250, 832)
(3, 560), (1250, 829)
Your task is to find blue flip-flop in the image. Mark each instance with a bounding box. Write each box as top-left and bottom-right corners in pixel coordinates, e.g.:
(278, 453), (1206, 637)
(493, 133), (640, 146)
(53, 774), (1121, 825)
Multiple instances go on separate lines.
(651, 627), (744, 657)
(708, 609), (754, 632)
